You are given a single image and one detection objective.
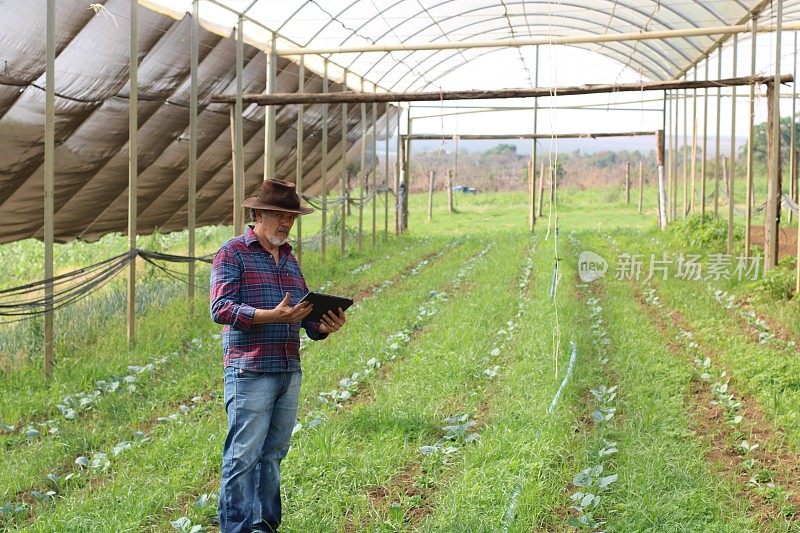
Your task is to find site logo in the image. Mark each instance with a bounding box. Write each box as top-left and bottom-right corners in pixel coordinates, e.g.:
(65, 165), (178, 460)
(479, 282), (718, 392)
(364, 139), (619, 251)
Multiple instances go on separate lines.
(578, 251), (608, 282)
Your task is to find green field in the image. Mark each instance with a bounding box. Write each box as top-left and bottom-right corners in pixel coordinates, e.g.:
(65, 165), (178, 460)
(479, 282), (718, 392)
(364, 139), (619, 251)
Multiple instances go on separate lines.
(2, 185), (800, 532)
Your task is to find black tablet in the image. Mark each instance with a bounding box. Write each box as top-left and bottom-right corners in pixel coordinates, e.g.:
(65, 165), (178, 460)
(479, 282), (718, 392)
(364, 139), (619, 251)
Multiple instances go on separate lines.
(299, 291), (353, 322)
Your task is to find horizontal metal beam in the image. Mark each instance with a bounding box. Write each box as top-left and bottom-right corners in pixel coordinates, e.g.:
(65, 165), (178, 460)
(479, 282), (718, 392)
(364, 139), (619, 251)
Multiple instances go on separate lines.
(211, 74), (791, 106)
(411, 106), (663, 119)
(277, 21), (800, 56)
(403, 131), (656, 141)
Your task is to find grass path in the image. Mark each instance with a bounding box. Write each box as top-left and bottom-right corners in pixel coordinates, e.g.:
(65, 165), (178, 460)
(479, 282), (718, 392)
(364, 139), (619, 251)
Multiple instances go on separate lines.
(11, 237), (491, 531)
(1, 236), (467, 527)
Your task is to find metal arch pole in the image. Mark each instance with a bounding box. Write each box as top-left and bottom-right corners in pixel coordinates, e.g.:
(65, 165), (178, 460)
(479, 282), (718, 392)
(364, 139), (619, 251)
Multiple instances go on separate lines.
(384, 101), (390, 241)
(44, 0), (55, 377)
(655, 91), (669, 229)
(295, 56), (305, 265)
(405, 115), (413, 232)
(715, 45), (722, 218)
(672, 90), (679, 221)
(395, 107), (401, 235)
(127, 0), (139, 348)
(188, 0), (199, 309)
(454, 132), (459, 190)
(657, 129), (667, 229)
(728, 33), (738, 255)
(625, 161), (631, 205)
(358, 89), (366, 251)
(265, 33), (277, 179)
(796, 39), (800, 295)
(790, 32), (798, 225)
(427, 170), (434, 222)
(447, 167), (454, 213)
(340, 69), (348, 255)
(277, 20), (800, 56)
(321, 59), (329, 262)
(690, 68), (698, 215)
(232, 15), (245, 238)
(638, 160), (644, 213)
(701, 58), (709, 220)
(372, 94), (378, 246)
(766, 1), (783, 271)
(746, 16), (758, 260)
(530, 44), (539, 231)
(683, 87), (688, 218)
(664, 91), (675, 222)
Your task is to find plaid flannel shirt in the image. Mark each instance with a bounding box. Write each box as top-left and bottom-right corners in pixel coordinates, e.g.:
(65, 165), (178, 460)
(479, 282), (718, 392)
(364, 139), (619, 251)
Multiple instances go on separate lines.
(210, 226), (327, 372)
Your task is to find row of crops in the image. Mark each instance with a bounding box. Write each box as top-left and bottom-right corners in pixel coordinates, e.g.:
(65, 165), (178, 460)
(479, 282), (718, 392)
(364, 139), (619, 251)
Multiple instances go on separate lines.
(1, 189), (800, 531)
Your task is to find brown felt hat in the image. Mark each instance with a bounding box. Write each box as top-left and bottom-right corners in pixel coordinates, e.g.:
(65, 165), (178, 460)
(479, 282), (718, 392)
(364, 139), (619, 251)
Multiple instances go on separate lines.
(242, 179), (314, 215)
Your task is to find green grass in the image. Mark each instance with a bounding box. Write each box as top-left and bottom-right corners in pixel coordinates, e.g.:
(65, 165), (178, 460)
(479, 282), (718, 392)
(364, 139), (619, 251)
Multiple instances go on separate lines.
(3, 184), (800, 532)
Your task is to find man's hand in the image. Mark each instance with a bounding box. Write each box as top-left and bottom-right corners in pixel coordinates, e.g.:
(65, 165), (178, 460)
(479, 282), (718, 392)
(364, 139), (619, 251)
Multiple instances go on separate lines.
(318, 308), (347, 334)
(254, 293), (312, 324)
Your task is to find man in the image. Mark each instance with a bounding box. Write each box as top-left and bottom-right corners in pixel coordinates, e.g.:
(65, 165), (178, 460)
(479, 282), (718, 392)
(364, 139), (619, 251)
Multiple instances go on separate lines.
(210, 178), (347, 533)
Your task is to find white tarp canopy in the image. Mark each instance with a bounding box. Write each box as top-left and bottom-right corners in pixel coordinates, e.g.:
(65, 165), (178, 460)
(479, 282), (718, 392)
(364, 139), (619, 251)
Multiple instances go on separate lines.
(0, 0), (793, 243)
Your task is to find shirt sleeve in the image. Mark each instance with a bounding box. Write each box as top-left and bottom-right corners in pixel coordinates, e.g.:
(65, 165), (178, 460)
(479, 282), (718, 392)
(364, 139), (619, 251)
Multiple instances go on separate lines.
(210, 247), (256, 331)
(302, 318), (328, 341)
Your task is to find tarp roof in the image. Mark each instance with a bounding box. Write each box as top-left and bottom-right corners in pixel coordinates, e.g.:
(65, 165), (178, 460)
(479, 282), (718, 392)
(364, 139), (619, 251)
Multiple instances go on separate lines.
(0, 0), (397, 244)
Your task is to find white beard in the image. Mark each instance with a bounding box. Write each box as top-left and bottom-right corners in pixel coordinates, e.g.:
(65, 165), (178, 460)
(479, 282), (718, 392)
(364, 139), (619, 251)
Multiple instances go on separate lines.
(267, 234), (288, 246)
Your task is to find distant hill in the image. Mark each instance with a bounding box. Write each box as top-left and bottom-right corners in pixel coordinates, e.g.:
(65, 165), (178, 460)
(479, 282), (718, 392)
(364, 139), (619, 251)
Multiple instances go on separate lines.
(402, 136), (748, 156)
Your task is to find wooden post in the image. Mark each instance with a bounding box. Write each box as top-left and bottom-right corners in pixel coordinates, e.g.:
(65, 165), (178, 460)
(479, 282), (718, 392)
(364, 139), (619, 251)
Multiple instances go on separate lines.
(625, 162), (631, 204)
(638, 161), (644, 213)
(127, 0), (139, 348)
(428, 170), (435, 222)
(766, 0), (784, 271)
(295, 57), (305, 264)
(44, 0), (55, 377)
(765, 81), (782, 270)
(656, 129), (667, 229)
(746, 16), (757, 259)
(447, 169), (454, 213)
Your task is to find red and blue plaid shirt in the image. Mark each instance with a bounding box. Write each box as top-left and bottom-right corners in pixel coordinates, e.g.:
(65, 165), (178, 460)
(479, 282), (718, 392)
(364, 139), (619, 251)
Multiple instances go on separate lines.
(210, 226), (327, 372)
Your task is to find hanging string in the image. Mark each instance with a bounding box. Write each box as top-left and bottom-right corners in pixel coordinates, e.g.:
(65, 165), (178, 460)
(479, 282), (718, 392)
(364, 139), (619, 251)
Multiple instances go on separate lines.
(0, 249), (212, 321)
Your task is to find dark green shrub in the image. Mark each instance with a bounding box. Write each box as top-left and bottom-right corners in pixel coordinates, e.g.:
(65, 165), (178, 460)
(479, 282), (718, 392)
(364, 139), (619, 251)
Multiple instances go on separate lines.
(756, 255), (796, 300)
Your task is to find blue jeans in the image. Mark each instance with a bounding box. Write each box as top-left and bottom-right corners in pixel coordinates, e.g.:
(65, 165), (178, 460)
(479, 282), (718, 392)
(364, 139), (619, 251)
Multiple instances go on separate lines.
(219, 367), (302, 533)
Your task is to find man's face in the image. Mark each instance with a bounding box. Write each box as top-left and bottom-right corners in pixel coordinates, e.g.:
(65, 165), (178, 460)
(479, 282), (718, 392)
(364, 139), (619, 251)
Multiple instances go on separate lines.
(256, 209), (297, 246)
